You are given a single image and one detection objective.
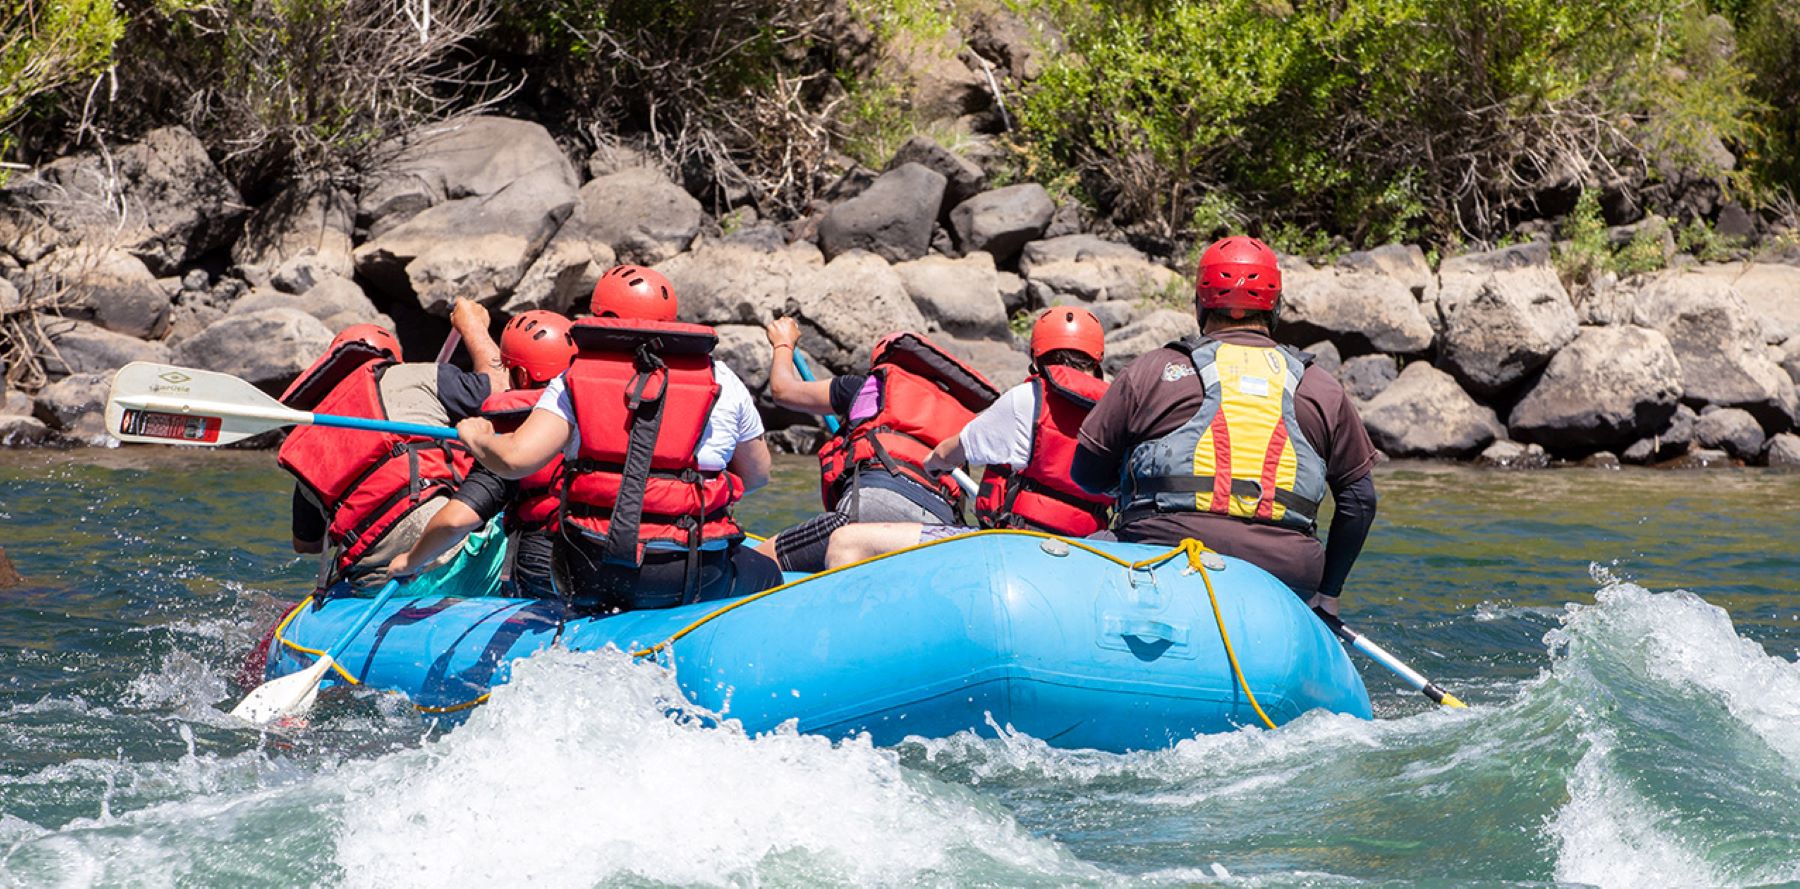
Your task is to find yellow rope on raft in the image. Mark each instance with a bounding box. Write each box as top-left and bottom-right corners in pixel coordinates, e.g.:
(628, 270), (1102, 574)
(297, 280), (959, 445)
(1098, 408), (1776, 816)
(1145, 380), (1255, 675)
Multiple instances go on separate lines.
(271, 595), (364, 686)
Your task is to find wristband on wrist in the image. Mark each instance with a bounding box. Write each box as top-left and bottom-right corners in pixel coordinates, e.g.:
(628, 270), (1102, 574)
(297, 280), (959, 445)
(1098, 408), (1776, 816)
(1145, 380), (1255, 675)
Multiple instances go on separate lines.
(772, 343), (795, 352)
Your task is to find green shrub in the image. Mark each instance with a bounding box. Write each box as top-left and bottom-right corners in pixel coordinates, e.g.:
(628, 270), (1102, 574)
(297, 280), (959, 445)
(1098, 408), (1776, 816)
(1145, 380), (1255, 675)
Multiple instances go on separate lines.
(0, 0), (123, 175)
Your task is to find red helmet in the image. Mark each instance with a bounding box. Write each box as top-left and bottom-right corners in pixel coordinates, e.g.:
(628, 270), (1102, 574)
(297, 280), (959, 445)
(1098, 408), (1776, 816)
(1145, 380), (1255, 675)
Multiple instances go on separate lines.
(591, 265), (677, 321)
(330, 323), (402, 362)
(1030, 307), (1104, 362)
(500, 310), (577, 386)
(1195, 236), (1282, 313)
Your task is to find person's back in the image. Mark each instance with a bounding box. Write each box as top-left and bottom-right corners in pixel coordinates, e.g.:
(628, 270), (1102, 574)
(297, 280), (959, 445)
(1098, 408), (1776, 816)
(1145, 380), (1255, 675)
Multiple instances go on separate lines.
(1073, 237), (1379, 616)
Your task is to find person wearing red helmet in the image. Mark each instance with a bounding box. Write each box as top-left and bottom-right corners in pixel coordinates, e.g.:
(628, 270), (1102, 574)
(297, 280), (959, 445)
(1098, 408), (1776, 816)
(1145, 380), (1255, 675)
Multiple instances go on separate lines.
(281, 300), (511, 591)
(388, 310), (579, 599)
(450, 266), (781, 612)
(820, 307), (1115, 567)
(1071, 236), (1380, 618)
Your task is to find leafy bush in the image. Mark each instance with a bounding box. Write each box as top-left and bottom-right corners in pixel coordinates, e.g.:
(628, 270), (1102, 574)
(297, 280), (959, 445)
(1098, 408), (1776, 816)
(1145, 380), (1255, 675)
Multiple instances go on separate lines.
(1018, 0), (1759, 248)
(0, 0), (123, 175)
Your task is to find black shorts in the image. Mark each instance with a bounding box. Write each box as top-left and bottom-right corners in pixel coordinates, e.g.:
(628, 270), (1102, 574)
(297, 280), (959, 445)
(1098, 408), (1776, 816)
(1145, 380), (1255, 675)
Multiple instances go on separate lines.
(553, 533), (783, 615)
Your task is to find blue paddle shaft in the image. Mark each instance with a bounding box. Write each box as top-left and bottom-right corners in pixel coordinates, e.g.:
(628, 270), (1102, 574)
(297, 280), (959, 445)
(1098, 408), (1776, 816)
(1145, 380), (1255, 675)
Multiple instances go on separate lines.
(325, 579), (403, 661)
(791, 350), (841, 434)
(314, 413), (460, 440)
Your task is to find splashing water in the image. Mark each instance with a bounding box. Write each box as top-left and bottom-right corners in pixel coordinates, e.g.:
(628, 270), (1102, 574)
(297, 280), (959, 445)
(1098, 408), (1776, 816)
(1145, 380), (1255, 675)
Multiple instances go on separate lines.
(2, 453), (1798, 886)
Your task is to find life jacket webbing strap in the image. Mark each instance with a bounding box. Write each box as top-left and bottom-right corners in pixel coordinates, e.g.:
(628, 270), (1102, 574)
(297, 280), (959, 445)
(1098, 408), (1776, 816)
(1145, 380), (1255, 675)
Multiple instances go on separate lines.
(1125, 475), (1320, 522)
(601, 354), (669, 568)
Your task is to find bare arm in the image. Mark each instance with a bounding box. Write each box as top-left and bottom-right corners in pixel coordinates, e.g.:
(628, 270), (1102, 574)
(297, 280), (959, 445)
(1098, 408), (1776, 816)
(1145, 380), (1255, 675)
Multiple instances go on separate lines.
(451, 299), (508, 394)
(923, 434), (966, 473)
(730, 436), (772, 495)
(387, 500), (485, 578)
(457, 409), (571, 480)
(765, 317), (836, 415)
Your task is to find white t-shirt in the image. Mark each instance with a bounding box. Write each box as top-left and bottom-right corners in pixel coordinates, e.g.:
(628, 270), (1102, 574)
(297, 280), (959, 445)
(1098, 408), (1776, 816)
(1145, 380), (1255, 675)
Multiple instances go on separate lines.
(533, 360), (764, 470)
(958, 381), (1037, 471)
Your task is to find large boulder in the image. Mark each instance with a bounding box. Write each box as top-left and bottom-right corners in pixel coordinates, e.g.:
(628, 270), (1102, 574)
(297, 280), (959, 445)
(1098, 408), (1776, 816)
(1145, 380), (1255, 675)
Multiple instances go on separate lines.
(1622, 404), (1698, 464)
(940, 335), (1029, 390)
(1507, 326), (1683, 452)
(0, 415), (53, 447)
(1337, 243), (1436, 304)
(787, 251), (930, 370)
(1692, 262), (1800, 344)
(354, 178), (577, 315)
(1361, 363), (1504, 458)
(1101, 309), (1199, 377)
(1782, 337), (1800, 385)
(1633, 271), (1798, 430)
(712, 324), (774, 396)
(578, 167), (704, 266)
(38, 316), (171, 376)
(357, 116), (580, 238)
(1694, 407), (1765, 460)
(1337, 354), (1399, 402)
(1766, 432), (1800, 468)
(817, 163), (946, 263)
(172, 309), (333, 389)
(1019, 235), (1180, 304)
(232, 178), (355, 279)
(948, 184), (1053, 263)
(33, 371), (111, 441)
(657, 239), (825, 326)
(230, 275), (390, 333)
(0, 126), (244, 274)
(1436, 242), (1579, 395)
(1278, 265), (1435, 355)
(21, 246), (171, 339)
(504, 228), (617, 316)
(887, 136), (987, 211)
(892, 252), (1008, 340)
(0, 277), (20, 314)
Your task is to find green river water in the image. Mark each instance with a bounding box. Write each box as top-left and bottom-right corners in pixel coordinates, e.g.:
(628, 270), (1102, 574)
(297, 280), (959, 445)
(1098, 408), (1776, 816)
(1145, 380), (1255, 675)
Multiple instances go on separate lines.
(0, 449), (1797, 887)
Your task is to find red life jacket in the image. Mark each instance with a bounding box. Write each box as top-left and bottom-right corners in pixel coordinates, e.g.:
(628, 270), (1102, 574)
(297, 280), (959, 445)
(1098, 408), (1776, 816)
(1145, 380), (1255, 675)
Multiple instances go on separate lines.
(480, 388), (561, 534)
(277, 360), (471, 582)
(558, 318), (745, 573)
(974, 365), (1113, 536)
(818, 332), (999, 513)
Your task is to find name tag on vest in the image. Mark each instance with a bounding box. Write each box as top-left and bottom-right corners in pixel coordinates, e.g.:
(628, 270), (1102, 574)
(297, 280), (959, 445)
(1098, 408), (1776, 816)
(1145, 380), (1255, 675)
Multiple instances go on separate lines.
(1237, 375), (1270, 397)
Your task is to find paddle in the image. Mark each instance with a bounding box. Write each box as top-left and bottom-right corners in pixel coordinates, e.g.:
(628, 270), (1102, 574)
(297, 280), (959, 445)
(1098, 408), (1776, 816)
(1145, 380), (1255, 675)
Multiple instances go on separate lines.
(435, 297), (462, 364)
(230, 578), (404, 724)
(1320, 613), (1466, 708)
(789, 347), (841, 434)
(106, 362), (460, 447)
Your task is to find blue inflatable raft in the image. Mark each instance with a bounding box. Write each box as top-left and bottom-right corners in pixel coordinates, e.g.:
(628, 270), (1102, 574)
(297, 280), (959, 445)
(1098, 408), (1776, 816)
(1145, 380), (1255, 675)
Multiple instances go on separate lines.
(258, 532), (1372, 751)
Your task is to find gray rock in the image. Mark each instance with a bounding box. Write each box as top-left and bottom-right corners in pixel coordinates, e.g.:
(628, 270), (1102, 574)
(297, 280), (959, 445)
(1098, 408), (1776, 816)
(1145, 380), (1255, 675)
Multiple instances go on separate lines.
(787, 251), (930, 371)
(1088, 300), (1138, 332)
(230, 275), (390, 333)
(1019, 234), (1179, 303)
(893, 252), (1007, 340)
(1574, 274), (1638, 326)
(181, 269), (210, 292)
(887, 136), (987, 211)
(1765, 432), (1800, 468)
(38, 316), (171, 376)
(21, 246), (171, 339)
(33, 371), (110, 440)
(818, 163), (946, 263)
(585, 138), (655, 179)
(164, 301), (225, 346)
(1338, 354), (1399, 403)
(1304, 340), (1341, 377)
(1580, 451), (1622, 469)
(1277, 264), (1435, 355)
(1634, 271), (1798, 429)
(939, 335), (1029, 390)
(355, 177), (577, 314)
(1691, 261), (1800, 344)
(996, 270), (1029, 315)
(1672, 447), (1734, 469)
(232, 178), (355, 278)
(1436, 242), (1580, 395)
(172, 309), (333, 389)
(1478, 440), (1549, 469)
(948, 184), (1054, 263)
(579, 167), (705, 266)
(1044, 200), (1085, 240)
(1781, 337), (1800, 384)
(1338, 243), (1436, 303)
(1694, 407), (1765, 460)
(0, 126), (244, 275)
(270, 249), (351, 295)
(1508, 326), (1683, 452)
(3, 389), (34, 415)
(766, 425), (829, 455)
(358, 116), (579, 238)
(0, 415), (52, 447)
(0, 277), (20, 314)
(1361, 362), (1504, 458)
(657, 239), (825, 326)
(1101, 309), (1198, 378)
(1623, 403), (1699, 464)
(712, 324), (773, 396)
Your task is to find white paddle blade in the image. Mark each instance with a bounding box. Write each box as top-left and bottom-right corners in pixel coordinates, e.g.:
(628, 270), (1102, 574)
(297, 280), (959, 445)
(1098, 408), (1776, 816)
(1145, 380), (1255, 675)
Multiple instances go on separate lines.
(230, 656), (334, 725)
(106, 362), (305, 446)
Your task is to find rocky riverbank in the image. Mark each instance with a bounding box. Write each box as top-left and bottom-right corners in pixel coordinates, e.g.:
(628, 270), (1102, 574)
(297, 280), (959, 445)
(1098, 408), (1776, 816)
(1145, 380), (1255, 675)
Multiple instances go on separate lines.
(2, 116), (1798, 468)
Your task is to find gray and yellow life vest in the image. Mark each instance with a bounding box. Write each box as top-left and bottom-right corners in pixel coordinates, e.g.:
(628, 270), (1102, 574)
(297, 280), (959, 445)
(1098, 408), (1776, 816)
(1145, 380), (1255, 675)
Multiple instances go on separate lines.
(1118, 336), (1326, 533)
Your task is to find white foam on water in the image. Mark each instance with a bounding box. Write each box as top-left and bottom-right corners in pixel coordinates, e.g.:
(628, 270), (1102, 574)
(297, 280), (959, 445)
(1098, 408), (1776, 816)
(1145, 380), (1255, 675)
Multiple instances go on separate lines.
(1549, 729), (1719, 888)
(331, 647), (1100, 888)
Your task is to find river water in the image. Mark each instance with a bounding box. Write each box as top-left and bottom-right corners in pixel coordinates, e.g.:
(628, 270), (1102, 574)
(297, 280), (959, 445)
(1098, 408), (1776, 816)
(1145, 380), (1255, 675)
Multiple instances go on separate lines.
(1, 449), (1796, 887)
